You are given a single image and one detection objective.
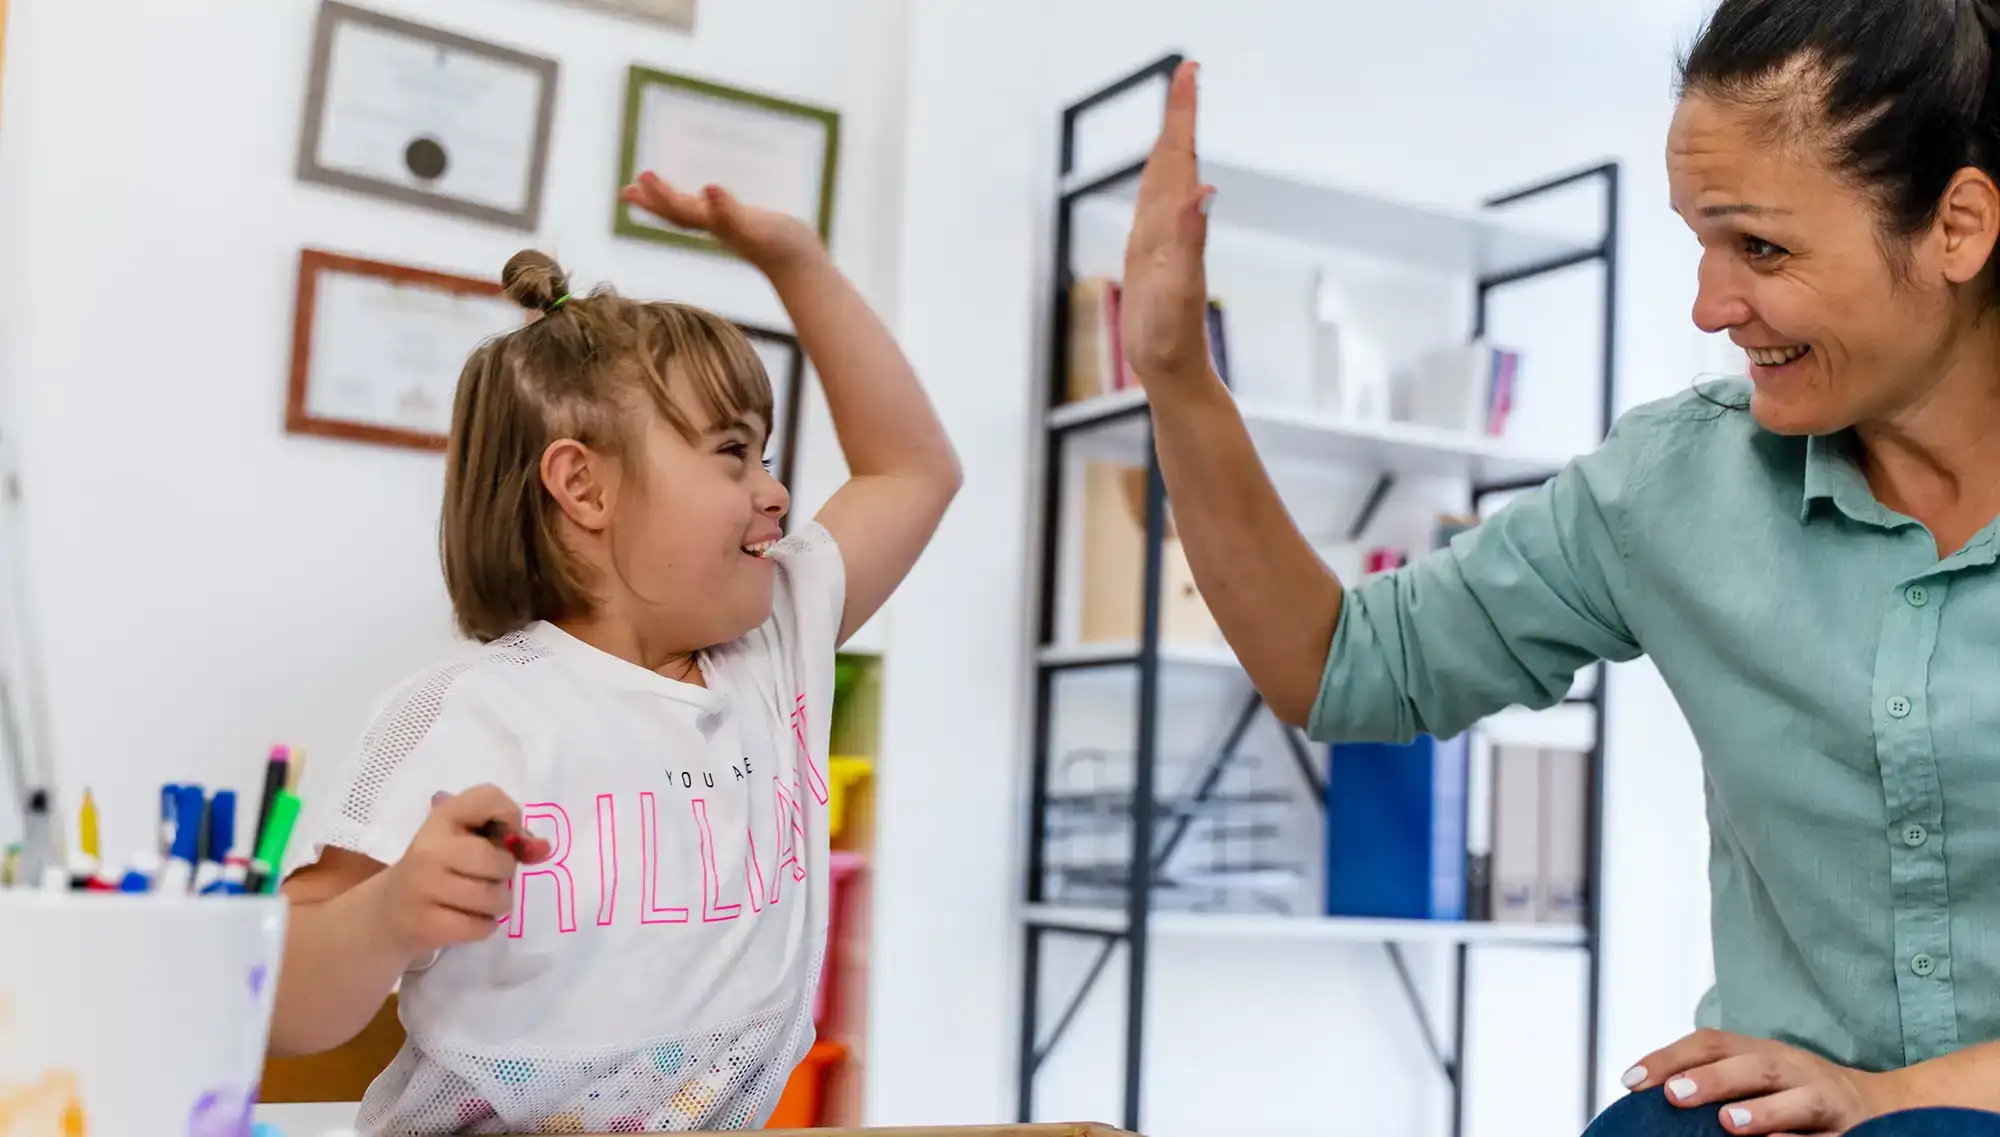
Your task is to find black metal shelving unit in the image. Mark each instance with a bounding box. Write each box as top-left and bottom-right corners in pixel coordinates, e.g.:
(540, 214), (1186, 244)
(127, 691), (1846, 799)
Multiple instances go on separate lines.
(1016, 53), (1621, 1136)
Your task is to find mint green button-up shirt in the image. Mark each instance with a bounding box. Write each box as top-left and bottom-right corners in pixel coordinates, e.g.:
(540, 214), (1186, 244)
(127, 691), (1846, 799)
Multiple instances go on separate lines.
(1308, 379), (2000, 1073)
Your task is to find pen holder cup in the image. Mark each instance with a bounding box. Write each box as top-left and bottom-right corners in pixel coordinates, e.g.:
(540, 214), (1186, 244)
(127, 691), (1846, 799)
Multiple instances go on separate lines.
(0, 892), (288, 1137)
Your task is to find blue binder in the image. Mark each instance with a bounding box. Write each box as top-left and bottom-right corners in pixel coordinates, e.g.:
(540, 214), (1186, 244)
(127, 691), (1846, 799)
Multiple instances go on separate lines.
(1324, 734), (1469, 920)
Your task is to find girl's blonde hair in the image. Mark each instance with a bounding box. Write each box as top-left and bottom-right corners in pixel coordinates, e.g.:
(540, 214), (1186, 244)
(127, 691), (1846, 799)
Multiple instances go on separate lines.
(441, 249), (773, 643)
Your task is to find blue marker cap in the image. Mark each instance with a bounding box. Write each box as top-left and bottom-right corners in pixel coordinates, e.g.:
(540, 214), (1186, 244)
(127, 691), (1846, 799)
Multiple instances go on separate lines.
(206, 790), (236, 863)
(159, 784), (181, 854)
(171, 785), (204, 866)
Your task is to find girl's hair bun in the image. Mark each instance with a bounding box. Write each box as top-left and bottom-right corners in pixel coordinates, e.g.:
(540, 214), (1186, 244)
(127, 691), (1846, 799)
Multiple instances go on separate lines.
(501, 249), (570, 312)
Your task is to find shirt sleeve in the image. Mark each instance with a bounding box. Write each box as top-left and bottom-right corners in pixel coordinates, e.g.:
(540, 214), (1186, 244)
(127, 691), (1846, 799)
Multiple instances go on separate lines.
(286, 662), (532, 878)
(766, 519), (849, 662)
(1307, 407), (1661, 744)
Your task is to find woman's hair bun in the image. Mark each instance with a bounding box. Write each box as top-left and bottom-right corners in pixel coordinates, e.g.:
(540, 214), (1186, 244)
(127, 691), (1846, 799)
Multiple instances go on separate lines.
(501, 249), (570, 312)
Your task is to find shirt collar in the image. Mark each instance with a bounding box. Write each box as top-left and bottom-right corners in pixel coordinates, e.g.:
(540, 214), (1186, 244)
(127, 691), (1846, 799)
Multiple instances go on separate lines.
(526, 620), (730, 715)
(1800, 430), (1890, 527)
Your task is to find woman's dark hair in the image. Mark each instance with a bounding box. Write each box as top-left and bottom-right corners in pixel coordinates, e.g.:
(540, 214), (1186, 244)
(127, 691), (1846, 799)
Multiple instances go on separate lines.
(1677, 0), (2000, 278)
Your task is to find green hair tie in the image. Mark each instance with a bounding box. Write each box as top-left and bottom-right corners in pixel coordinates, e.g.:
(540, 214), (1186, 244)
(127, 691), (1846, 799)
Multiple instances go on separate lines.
(543, 293), (571, 313)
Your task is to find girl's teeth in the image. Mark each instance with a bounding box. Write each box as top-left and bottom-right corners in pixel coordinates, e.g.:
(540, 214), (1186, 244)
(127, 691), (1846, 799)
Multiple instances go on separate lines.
(1747, 345), (1809, 366)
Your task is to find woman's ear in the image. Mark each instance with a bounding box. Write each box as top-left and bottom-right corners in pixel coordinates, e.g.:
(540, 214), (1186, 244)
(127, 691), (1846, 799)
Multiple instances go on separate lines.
(540, 439), (617, 532)
(1933, 166), (2000, 287)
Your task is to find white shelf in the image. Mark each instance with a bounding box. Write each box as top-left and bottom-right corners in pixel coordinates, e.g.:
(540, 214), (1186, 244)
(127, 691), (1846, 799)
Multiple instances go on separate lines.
(1021, 903), (1585, 947)
(1038, 640), (1240, 669)
(1062, 157), (1600, 280)
(1050, 388), (1575, 485)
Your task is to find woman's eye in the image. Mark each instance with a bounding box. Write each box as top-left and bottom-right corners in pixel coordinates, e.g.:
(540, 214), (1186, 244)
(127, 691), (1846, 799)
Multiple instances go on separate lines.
(1743, 235), (1788, 261)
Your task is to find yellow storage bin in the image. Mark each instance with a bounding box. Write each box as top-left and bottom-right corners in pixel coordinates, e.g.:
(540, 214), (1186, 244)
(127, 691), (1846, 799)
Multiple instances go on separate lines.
(827, 757), (874, 840)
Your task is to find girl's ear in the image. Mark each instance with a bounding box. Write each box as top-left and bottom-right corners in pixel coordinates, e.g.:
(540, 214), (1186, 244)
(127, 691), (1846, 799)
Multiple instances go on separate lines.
(540, 439), (617, 532)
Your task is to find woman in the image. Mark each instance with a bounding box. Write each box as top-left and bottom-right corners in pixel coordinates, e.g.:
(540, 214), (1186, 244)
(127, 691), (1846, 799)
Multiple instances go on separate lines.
(1119, 0), (2000, 1133)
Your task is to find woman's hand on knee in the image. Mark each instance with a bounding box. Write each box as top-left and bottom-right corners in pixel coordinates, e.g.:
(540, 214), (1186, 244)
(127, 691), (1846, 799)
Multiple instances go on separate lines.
(1621, 1029), (1897, 1135)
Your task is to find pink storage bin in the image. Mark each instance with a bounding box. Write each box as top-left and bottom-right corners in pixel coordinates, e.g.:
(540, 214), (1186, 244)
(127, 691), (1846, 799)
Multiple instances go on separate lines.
(815, 851), (867, 1025)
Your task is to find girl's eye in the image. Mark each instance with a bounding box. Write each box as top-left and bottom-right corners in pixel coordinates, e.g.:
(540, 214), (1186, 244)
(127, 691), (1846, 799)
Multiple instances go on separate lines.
(720, 442), (749, 460)
(1743, 235), (1788, 262)
(762, 456), (776, 473)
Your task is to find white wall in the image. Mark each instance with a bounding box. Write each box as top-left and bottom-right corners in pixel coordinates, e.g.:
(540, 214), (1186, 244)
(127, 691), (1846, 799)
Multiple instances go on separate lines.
(0, 1), (1727, 1136)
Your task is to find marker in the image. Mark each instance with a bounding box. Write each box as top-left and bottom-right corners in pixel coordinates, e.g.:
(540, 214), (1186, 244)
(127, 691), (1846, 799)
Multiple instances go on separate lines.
(212, 856), (248, 896)
(118, 850), (160, 893)
(159, 785), (204, 895)
(78, 789), (99, 862)
(206, 790), (237, 868)
(159, 784), (182, 859)
(19, 789), (50, 886)
(249, 747), (290, 865)
(0, 843), (17, 889)
(65, 853), (98, 892)
(245, 789), (300, 895)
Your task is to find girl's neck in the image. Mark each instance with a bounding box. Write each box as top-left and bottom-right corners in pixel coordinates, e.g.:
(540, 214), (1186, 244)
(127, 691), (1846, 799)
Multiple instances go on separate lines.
(556, 613), (705, 686)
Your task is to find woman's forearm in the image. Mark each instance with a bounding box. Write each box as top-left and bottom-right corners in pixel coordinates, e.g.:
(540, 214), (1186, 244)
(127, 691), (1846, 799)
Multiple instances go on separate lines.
(765, 249), (959, 488)
(268, 873), (419, 1058)
(1877, 1041), (2000, 1114)
(1148, 369), (1344, 725)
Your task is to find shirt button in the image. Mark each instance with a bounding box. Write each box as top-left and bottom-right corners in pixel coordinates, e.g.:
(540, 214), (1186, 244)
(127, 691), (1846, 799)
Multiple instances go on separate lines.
(1888, 696), (1912, 718)
(1912, 953), (1938, 978)
(1906, 584), (1930, 607)
(1903, 824), (1929, 847)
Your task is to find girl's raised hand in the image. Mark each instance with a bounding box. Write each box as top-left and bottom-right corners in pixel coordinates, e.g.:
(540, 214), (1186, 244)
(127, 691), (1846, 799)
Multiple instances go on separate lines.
(620, 173), (822, 275)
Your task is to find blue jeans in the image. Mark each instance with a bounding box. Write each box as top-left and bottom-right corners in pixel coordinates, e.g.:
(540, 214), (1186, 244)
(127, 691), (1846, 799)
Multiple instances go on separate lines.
(1585, 1087), (2000, 1136)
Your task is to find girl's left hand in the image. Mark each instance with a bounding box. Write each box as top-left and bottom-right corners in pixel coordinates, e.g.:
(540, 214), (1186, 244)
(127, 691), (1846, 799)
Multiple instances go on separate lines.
(1624, 1029), (1901, 1135)
(620, 172), (822, 274)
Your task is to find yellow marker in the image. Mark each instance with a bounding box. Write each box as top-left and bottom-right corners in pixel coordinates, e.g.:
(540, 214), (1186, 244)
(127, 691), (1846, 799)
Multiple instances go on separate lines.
(78, 790), (99, 862)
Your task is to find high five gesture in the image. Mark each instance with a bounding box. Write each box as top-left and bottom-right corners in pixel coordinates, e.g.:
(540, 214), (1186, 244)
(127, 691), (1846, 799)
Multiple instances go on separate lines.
(1120, 61), (1220, 391)
(1119, 59), (1344, 726)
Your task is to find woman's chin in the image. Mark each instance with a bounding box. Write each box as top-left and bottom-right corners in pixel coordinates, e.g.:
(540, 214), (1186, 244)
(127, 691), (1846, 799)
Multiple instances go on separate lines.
(1747, 385), (1841, 437)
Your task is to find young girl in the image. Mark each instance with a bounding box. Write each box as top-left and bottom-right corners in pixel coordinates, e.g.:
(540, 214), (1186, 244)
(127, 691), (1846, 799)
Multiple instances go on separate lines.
(268, 176), (960, 1134)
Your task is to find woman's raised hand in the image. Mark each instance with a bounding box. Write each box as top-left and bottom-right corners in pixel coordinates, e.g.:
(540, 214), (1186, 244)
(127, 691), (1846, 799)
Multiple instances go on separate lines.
(1120, 61), (1219, 391)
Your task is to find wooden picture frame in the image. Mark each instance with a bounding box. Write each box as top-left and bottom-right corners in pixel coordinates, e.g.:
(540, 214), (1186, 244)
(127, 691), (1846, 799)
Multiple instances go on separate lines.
(615, 66), (840, 255)
(738, 322), (806, 492)
(541, 0), (696, 32)
(286, 249), (526, 452)
(297, 1), (560, 231)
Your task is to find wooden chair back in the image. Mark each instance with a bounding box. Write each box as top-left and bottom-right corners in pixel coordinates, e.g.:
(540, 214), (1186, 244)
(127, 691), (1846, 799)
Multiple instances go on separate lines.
(258, 995), (406, 1104)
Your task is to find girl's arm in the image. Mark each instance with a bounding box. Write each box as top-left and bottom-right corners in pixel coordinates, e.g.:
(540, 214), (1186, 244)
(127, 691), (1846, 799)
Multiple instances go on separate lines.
(620, 175), (963, 643)
(270, 853), (418, 1057)
(268, 787), (541, 1056)
(764, 247), (961, 642)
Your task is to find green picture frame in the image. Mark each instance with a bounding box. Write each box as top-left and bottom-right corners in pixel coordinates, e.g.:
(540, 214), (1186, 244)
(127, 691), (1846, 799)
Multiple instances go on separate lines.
(614, 65), (840, 256)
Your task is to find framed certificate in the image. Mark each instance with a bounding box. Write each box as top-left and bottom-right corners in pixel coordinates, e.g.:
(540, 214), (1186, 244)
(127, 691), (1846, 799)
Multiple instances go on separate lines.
(297, 1), (560, 231)
(739, 323), (805, 490)
(286, 249), (527, 452)
(615, 66), (839, 255)
(543, 0), (696, 32)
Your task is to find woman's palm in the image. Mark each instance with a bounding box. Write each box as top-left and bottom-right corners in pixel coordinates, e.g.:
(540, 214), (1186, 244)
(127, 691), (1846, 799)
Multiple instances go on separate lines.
(1121, 62), (1215, 387)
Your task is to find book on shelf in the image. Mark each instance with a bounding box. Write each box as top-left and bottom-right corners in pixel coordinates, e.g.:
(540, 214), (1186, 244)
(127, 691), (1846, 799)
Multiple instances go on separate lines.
(1400, 338), (1522, 437)
(1321, 737), (1590, 928)
(1323, 734), (1469, 922)
(1076, 460), (1225, 648)
(1064, 276), (1231, 403)
(1486, 744), (1589, 926)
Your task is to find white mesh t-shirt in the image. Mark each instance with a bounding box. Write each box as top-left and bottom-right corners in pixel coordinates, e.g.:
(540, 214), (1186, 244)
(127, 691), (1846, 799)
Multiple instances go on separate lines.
(286, 522), (846, 1135)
